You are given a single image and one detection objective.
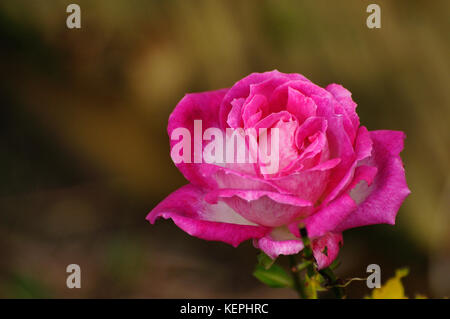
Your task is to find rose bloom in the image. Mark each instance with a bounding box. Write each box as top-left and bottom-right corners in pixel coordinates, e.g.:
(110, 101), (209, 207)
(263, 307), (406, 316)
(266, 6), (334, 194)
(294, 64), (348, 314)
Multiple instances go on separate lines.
(147, 70), (410, 269)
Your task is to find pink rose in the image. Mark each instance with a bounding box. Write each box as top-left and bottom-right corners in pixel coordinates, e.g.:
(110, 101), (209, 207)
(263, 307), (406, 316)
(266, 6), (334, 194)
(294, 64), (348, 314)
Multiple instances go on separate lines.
(147, 70), (410, 269)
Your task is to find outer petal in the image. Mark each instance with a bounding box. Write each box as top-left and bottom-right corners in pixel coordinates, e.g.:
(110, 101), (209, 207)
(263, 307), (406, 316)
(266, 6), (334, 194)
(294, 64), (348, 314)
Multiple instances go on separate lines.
(204, 188), (311, 207)
(325, 83), (359, 133)
(205, 189), (312, 227)
(354, 126), (373, 161)
(336, 130), (411, 231)
(168, 88), (231, 189)
(321, 125), (371, 206)
(269, 169), (331, 203)
(253, 227), (304, 259)
(254, 229), (343, 270)
(303, 194), (357, 238)
(227, 98), (245, 128)
(147, 184), (270, 247)
(347, 165), (378, 200)
(169, 89), (227, 138)
(312, 232), (343, 269)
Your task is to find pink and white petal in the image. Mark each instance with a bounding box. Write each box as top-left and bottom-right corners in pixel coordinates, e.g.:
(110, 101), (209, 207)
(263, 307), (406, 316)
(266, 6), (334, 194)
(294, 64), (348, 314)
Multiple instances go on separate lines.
(205, 189), (312, 227)
(214, 168), (282, 192)
(253, 110), (293, 130)
(282, 80), (332, 100)
(242, 94), (266, 128)
(205, 189), (311, 207)
(168, 88), (230, 189)
(347, 165), (378, 201)
(169, 89), (228, 138)
(272, 111), (356, 206)
(286, 87), (317, 124)
(354, 126), (373, 161)
(226, 98), (245, 128)
(220, 73), (275, 128)
(147, 184), (270, 247)
(268, 169), (331, 203)
(219, 70), (308, 128)
(303, 194), (357, 238)
(263, 118), (300, 174)
(268, 83), (317, 123)
(286, 88), (317, 123)
(303, 158), (341, 172)
(254, 227), (304, 259)
(297, 132), (327, 164)
(224, 197), (311, 228)
(312, 232), (343, 270)
(321, 121), (371, 206)
(295, 117), (327, 149)
(169, 90), (269, 188)
(336, 130), (411, 231)
(325, 83), (359, 131)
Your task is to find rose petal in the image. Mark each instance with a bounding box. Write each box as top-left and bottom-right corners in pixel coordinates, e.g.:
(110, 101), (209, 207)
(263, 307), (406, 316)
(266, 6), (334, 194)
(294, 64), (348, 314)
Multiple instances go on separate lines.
(242, 95), (266, 128)
(254, 229), (343, 270)
(347, 165), (378, 203)
(147, 184), (270, 247)
(220, 70), (308, 128)
(326, 83), (359, 133)
(253, 227), (304, 259)
(302, 194), (357, 238)
(268, 169), (331, 203)
(312, 232), (343, 269)
(268, 83), (318, 123)
(295, 117), (327, 150)
(226, 98), (245, 128)
(321, 123), (370, 206)
(287, 87), (317, 123)
(304, 158), (341, 172)
(336, 130), (411, 231)
(205, 189), (312, 227)
(168, 88), (233, 189)
(354, 126), (373, 161)
(205, 188), (311, 206)
(263, 118), (299, 174)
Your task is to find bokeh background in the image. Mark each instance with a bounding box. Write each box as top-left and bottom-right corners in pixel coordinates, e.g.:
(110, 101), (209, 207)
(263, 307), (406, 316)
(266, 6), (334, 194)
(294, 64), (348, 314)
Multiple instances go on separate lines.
(0, 0), (449, 298)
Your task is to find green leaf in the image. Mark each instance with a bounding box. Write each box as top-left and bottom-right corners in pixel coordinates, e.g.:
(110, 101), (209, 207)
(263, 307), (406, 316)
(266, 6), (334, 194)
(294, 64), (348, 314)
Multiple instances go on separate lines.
(253, 264), (293, 288)
(256, 252), (275, 270)
(294, 260), (312, 272)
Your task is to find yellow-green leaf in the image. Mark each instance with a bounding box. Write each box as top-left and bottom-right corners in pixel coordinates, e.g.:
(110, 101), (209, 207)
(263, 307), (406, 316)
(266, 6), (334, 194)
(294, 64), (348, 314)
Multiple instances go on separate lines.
(253, 264), (293, 288)
(257, 252), (275, 270)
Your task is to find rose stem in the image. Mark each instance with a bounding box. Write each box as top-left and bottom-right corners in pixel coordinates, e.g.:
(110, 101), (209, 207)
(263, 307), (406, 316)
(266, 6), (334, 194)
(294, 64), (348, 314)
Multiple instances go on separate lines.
(299, 228), (316, 277)
(297, 227), (319, 298)
(288, 254), (307, 299)
(298, 227), (345, 298)
(319, 267), (345, 299)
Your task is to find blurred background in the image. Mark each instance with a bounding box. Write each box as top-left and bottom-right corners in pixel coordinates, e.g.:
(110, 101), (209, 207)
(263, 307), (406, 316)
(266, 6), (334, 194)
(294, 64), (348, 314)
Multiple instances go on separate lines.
(0, 0), (449, 298)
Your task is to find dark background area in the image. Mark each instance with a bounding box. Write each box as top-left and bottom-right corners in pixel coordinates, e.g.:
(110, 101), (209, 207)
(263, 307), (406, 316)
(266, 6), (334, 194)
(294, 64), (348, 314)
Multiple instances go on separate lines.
(0, 0), (449, 298)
